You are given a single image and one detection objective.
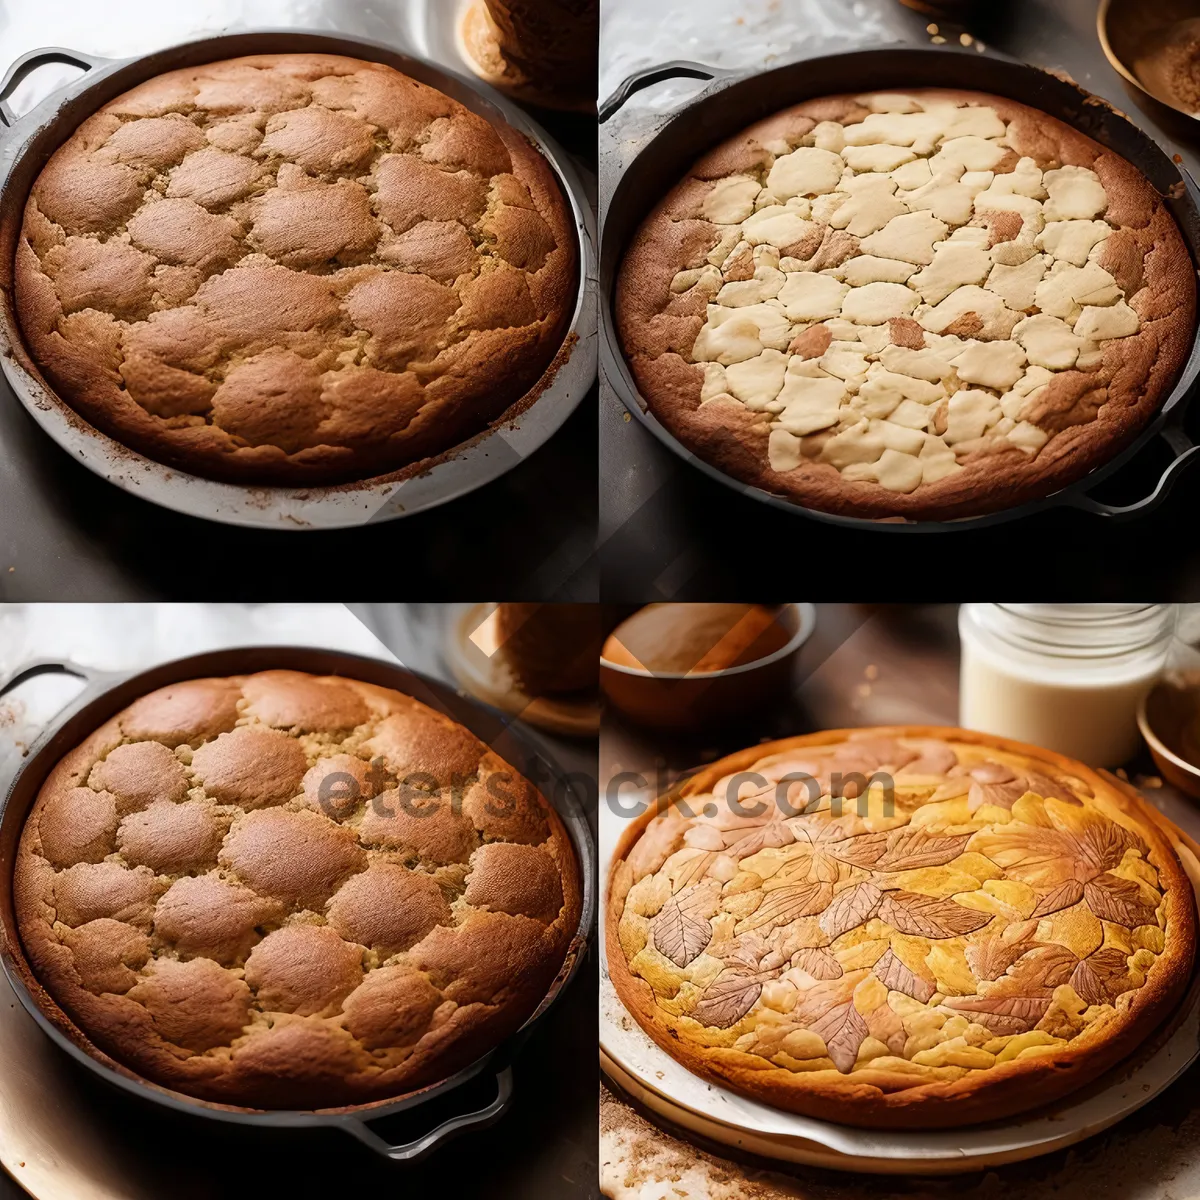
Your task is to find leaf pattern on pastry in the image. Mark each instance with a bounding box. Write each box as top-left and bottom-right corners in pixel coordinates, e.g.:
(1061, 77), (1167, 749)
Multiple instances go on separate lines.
(651, 885), (717, 967)
(807, 1000), (869, 1073)
(671, 849), (716, 893)
(1023, 769), (1086, 806)
(873, 947), (936, 1002)
(692, 965), (774, 1028)
(968, 763), (1031, 812)
(819, 881), (883, 939)
(735, 880), (833, 936)
(874, 829), (974, 871)
(792, 946), (844, 980)
(969, 827), (1082, 888)
(976, 804), (1154, 915)
(964, 920), (1039, 981)
(822, 831), (890, 870)
(784, 817), (885, 880)
(617, 730), (1177, 1086)
(1070, 947), (1133, 1006)
(877, 891), (994, 939)
(1083, 873), (1159, 927)
(1030, 878), (1086, 918)
(723, 818), (796, 860)
(944, 994), (1054, 1036)
(1077, 818), (1147, 874)
(1001, 943), (1080, 992)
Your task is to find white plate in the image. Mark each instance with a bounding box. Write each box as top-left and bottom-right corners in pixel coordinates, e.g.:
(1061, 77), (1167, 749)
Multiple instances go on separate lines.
(600, 801), (1200, 1175)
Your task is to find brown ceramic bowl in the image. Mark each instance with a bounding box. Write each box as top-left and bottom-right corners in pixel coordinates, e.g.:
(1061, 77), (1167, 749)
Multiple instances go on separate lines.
(1098, 0), (1200, 137)
(1138, 671), (1200, 798)
(599, 603), (814, 732)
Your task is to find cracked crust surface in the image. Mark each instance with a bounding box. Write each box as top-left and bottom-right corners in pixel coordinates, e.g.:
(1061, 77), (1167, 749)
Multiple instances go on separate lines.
(606, 727), (1195, 1128)
(14, 54), (576, 485)
(15, 669), (581, 1110)
(615, 89), (1195, 520)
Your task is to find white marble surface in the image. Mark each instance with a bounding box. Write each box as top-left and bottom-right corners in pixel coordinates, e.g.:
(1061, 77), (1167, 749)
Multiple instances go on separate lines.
(600, 0), (909, 115)
(0, 0), (477, 119)
(0, 603), (394, 765)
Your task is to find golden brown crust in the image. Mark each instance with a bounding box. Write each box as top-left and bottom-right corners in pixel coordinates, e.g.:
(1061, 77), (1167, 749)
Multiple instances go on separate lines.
(616, 89), (1195, 520)
(15, 669), (581, 1110)
(14, 54), (576, 486)
(606, 726), (1196, 1128)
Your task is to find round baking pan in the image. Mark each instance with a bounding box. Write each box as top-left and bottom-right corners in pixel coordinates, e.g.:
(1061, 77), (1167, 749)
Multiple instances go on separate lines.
(599, 770), (1200, 1173)
(0, 30), (598, 531)
(599, 44), (1200, 532)
(0, 647), (595, 1162)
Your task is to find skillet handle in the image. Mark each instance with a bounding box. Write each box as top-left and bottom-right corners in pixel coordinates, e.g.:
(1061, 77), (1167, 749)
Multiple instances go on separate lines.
(340, 1067), (514, 1161)
(0, 47), (109, 127)
(599, 60), (735, 124)
(1066, 424), (1200, 518)
(0, 658), (101, 699)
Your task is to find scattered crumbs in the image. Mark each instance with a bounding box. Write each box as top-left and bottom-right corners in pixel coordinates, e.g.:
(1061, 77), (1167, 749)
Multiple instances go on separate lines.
(927, 23), (939, 34)
(865, 664), (879, 681)
(1175, 153), (1185, 164)
(976, 40), (987, 52)
(857, 682), (871, 697)
(960, 32), (973, 46)
(1141, 775), (1164, 789)
(6, 566), (12, 572)
(1116, 767), (1130, 781)
(931, 35), (947, 45)
(623, 411), (631, 422)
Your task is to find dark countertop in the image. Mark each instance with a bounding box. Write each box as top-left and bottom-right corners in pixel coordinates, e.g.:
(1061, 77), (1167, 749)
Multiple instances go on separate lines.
(598, 0), (1200, 601)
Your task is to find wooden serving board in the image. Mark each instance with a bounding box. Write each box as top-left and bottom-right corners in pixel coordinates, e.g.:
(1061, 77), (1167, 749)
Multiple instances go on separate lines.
(446, 604), (600, 738)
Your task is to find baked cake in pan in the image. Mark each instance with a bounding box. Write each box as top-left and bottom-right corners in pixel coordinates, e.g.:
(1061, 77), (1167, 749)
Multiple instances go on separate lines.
(14, 54), (576, 485)
(14, 669), (581, 1109)
(616, 90), (1195, 519)
(606, 728), (1195, 1127)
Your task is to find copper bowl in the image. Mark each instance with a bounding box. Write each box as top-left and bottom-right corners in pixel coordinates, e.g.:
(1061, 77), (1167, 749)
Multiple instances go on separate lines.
(1138, 671), (1200, 798)
(599, 603), (815, 732)
(1098, 0), (1200, 135)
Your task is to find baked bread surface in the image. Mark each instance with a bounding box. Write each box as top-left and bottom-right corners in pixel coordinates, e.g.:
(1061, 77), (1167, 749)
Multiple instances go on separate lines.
(14, 53), (576, 485)
(15, 669), (581, 1109)
(606, 727), (1196, 1127)
(616, 89), (1195, 519)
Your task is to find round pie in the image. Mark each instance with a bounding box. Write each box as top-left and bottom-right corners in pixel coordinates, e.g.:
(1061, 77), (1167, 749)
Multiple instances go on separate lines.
(616, 89), (1195, 519)
(14, 53), (576, 485)
(14, 669), (581, 1109)
(606, 727), (1196, 1127)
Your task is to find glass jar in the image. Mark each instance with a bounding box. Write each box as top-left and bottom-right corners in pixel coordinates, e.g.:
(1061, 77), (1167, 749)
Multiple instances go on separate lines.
(958, 604), (1177, 765)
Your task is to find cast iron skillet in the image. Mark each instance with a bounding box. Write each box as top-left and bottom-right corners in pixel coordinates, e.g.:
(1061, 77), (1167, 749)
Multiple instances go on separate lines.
(599, 44), (1200, 531)
(0, 32), (597, 531)
(0, 647), (595, 1162)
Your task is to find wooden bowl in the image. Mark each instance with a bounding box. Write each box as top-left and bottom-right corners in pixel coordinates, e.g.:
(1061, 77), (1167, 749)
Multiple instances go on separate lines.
(600, 603), (814, 732)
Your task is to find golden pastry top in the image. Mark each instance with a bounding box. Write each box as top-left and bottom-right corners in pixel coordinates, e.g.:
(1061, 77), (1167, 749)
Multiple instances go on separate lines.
(612, 731), (1181, 1085)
